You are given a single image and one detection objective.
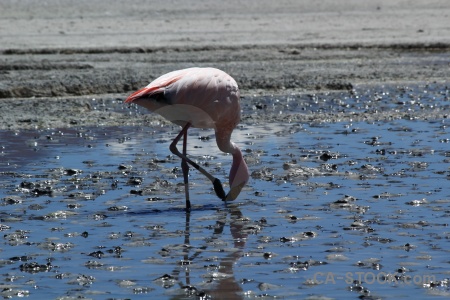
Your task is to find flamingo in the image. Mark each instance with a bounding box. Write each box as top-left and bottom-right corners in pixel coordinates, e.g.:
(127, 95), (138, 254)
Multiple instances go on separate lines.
(125, 67), (249, 211)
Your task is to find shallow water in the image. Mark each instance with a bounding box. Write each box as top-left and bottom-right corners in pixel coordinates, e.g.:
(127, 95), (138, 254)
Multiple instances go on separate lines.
(1, 91), (450, 299)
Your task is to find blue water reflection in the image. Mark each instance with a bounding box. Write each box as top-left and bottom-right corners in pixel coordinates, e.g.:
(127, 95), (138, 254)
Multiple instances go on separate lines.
(0, 116), (449, 298)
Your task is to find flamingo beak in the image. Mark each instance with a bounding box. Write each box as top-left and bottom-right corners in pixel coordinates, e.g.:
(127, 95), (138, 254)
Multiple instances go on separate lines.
(224, 182), (246, 201)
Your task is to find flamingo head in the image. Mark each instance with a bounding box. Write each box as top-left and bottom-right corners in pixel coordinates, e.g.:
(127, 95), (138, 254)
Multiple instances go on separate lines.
(225, 148), (249, 201)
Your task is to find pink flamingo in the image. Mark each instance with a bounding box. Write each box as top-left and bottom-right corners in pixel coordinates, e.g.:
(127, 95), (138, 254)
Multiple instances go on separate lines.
(125, 67), (249, 211)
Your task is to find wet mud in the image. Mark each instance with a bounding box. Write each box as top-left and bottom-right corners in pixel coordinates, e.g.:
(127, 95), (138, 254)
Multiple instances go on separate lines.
(1, 81), (450, 299)
(1, 43), (449, 130)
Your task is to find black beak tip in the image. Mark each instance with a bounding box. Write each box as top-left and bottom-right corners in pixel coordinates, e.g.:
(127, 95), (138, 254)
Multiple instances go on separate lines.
(212, 178), (226, 200)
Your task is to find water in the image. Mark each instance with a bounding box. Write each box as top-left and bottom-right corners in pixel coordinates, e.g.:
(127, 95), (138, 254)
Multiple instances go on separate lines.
(1, 91), (450, 299)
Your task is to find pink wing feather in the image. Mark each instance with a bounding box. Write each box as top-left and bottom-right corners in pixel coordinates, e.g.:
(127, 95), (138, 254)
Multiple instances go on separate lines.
(124, 72), (186, 103)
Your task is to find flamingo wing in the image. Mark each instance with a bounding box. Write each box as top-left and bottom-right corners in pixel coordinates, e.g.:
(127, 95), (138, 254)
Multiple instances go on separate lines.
(125, 69), (188, 103)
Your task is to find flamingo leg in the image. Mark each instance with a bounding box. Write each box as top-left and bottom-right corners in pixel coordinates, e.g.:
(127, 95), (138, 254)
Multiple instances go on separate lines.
(170, 123), (191, 210)
(181, 125), (190, 210)
(169, 123), (227, 206)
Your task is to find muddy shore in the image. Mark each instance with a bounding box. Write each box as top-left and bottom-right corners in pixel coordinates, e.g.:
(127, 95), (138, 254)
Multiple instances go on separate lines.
(0, 0), (449, 130)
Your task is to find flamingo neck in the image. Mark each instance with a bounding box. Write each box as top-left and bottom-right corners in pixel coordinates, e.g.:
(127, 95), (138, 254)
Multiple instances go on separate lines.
(215, 131), (249, 199)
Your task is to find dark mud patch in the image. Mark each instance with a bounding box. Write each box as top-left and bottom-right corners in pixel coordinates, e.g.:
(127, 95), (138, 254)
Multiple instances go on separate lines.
(1, 44), (449, 98)
(0, 82), (448, 131)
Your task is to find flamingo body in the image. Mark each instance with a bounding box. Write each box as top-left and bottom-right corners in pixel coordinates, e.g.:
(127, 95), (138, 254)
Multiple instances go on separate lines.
(125, 67), (249, 210)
